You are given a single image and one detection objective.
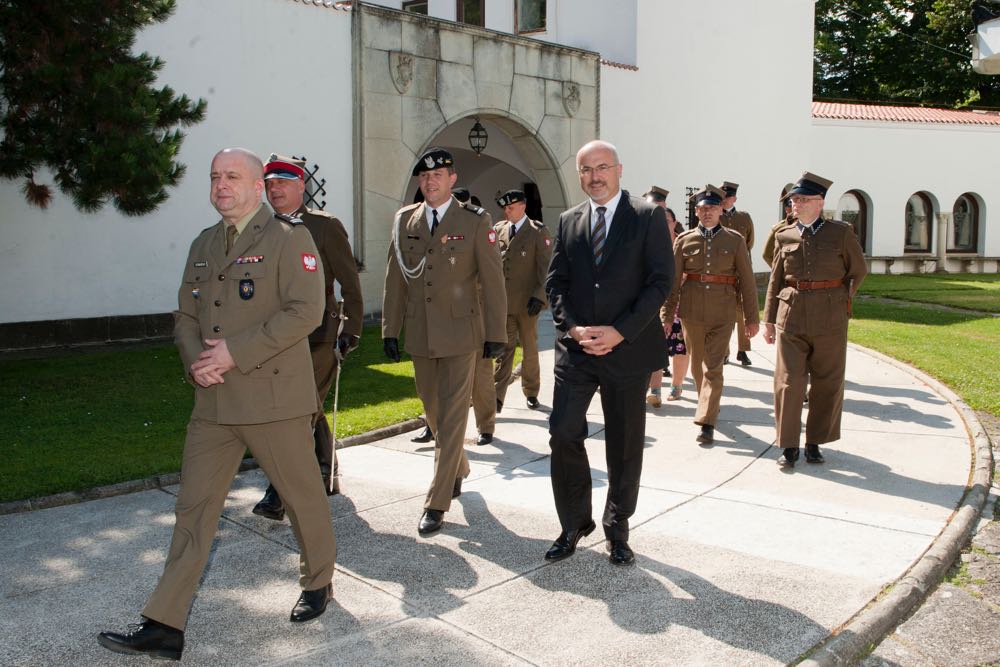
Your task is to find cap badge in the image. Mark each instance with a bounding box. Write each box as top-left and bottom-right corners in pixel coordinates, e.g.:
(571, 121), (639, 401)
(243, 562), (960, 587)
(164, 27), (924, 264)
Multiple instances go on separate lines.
(424, 155), (435, 169)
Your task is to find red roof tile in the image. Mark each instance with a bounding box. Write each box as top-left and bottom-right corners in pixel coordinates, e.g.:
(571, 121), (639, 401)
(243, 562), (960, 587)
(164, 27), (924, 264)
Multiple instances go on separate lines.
(812, 101), (1000, 126)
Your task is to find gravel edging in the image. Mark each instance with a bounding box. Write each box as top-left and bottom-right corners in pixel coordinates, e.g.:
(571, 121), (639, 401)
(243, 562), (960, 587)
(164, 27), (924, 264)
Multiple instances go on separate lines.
(0, 417), (426, 516)
(798, 342), (994, 667)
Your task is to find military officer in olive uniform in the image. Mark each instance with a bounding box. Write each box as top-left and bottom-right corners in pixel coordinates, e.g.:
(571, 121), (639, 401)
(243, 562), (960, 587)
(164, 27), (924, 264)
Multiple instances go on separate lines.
(663, 185), (759, 445)
(719, 181), (756, 366)
(763, 172), (867, 467)
(762, 197), (795, 268)
(98, 149), (337, 661)
(493, 188), (552, 412)
(382, 148), (507, 535)
(251, 154), (364, 520)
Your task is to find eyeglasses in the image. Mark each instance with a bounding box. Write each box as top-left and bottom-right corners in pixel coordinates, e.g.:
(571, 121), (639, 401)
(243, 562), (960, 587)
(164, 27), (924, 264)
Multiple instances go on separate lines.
(577, 164), (617, 177)
(789, 196), (822, 204)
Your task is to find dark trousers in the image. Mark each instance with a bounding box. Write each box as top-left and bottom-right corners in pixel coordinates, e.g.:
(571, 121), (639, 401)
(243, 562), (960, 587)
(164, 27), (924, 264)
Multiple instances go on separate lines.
(548, 361), (648, 542)
(311, 341), (339, 491)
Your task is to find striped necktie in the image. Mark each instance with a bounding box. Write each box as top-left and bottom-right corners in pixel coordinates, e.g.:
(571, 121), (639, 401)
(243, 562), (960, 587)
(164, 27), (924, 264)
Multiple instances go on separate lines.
(592, 206), (607, 266)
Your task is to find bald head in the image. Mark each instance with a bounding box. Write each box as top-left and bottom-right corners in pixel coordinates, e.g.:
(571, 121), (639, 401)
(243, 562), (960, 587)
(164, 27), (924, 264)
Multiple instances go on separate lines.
(575, 140), (622, 205)
(210, 147), (265, 223)
(213, 147), (264, 180)
(576, 140), (620, 167)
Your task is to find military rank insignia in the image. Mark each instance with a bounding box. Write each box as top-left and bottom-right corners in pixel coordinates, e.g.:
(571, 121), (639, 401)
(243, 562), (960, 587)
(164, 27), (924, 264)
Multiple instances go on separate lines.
(239, 279), (254, 300)
(302, 253), (318, 272)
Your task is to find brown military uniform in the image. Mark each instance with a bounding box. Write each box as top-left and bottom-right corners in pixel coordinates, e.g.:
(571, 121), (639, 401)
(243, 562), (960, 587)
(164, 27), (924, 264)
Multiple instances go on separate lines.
(144, 206), (336, 631)
(383, 197), (506, 511)
(762, 215), (795, 268)
(764, 219), (867, 449)
(293, 205), (363, 491)
(721, 208), (755, 354)
(663, 226), (759, 427)
(493, 216), (552, 407)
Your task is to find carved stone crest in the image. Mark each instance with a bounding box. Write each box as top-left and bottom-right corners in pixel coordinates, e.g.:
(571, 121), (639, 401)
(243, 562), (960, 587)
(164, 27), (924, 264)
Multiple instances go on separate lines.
(562, 82), (581, 117)
(389, 51), (413, 95)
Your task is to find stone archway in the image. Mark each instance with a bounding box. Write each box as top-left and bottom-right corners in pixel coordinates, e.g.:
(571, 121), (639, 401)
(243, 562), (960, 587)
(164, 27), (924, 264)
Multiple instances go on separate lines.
(353, 3), (600, 313)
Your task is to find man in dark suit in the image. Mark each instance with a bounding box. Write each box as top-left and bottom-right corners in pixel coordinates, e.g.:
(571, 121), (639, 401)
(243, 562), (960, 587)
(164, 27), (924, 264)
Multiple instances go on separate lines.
(544, 140), (673, 566)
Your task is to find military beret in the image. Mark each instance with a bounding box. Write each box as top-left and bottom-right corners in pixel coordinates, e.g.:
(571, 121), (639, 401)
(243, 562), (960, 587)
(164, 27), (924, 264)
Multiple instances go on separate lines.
(783, 172), (833, 199)
(265, 154), (305, 181)
(412, 147), (454, 176)
(721, 181), (739, 196)
(643, 186), (669, 203)
(452, 187), (471, 203)
(690, 185), (725, 207)
(496, 189), (526, 207)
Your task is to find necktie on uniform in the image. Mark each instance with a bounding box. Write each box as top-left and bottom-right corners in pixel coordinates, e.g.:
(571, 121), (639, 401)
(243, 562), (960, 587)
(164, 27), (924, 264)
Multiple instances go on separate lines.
(510, 223), (517, 238)
(592, 206), (607, 265)
(225, 224), (237, 254)
(430, 209), (439, 236)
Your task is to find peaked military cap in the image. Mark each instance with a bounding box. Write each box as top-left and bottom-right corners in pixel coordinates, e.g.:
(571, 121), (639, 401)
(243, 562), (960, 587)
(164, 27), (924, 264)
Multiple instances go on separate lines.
(264, 154), (306, 181)
(643, 186), (669, 203)
(783, 172), (833, 199)
(690, 185), (725, 207)
(721, 181), (739, 196)
(412, 147), (455, 176)
(496, 189), (526, 207)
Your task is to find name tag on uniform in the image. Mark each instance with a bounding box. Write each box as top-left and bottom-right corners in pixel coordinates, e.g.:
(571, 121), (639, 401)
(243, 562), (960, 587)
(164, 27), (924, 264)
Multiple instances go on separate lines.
(235, 255), (264, 264)
(193, 261), (208, 268)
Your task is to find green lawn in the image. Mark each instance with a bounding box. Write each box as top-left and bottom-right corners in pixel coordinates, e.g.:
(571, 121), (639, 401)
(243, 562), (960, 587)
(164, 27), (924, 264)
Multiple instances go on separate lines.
(858, 273), (1000, 313)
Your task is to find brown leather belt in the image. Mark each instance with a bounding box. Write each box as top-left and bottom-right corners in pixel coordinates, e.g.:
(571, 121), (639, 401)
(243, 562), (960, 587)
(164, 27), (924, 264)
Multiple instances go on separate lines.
(786, 279), (847, 290)
(684, 272), (738, 285)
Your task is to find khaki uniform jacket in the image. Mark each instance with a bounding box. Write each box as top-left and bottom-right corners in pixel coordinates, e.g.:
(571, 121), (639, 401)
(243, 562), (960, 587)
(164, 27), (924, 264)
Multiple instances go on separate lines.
(496, 217), (552, 314)
(662, 227), (759, 326)
(763, 219), (868, 336)
(175, 206), (325, 424)
(721, 209), (755, 250)
(294, 206), (364, 341)
(762, 216), (795, 268)
(382, 198), (507, 358)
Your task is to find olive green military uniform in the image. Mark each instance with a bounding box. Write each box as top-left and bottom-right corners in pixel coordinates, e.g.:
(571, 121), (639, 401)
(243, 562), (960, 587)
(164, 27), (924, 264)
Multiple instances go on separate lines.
(663, 226), (759, 427)
(721, 209), (755, 354)
(295, 205), (363, 492)
(383, 197), (506, 511)
(143, 206), (336, 631)
(493, 216), (552, 407)
(764, 219), (867, 449)
(762, 215), (795, 268)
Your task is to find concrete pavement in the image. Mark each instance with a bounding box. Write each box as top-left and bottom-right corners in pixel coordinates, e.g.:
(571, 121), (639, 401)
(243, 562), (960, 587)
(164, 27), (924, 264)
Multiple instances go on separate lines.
(0, 313), (991, 666)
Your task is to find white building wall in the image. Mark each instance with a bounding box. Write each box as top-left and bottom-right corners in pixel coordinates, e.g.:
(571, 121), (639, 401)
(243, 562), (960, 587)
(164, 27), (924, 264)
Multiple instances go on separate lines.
(0, 0), (354, 324)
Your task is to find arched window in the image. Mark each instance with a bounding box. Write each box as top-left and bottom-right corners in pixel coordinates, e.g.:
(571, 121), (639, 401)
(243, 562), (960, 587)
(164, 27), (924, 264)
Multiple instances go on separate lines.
(904, 193), (933, 253)
(837, 190), (868, 253)
(950, 194), (979, 253)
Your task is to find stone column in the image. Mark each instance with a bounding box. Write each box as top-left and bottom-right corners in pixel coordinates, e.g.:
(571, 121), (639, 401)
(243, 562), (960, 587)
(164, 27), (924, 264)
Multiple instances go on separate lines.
(935, 212), (950, 272)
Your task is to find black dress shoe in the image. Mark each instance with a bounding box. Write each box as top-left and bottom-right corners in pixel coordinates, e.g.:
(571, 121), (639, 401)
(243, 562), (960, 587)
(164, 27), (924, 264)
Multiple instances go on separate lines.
(477, 433), (493, 446)
(418, 509), (445, 535)
(526, 396), (540, 409)
(696, 424), (714, 444)
(411, 426), (434, 443)
(252, 484), (285, 521)
(607, 539), (635, 566)
(97, 618), (184, 661)
(778, 447), (800, 467)
(290, 583), (332, 622)
(805, 443), (825, 463)
(544, 520), (596, 561)
(737, 351), (752, 366)
(496, 398), (503, 413)
(452, 478), (463, 499)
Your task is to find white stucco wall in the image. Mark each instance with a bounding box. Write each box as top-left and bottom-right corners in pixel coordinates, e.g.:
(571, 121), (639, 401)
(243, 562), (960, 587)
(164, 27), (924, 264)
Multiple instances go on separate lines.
(811, 119), (1000, 258)
(0, 0), (354, 324)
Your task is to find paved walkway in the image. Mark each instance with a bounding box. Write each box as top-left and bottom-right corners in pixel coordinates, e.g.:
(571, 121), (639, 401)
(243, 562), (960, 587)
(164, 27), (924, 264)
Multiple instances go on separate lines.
(0, 314), (989, 666)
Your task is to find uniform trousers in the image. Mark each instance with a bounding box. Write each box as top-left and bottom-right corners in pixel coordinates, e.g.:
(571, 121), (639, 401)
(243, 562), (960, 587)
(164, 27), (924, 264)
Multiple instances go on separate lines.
(774, 328), (847, 448)
(471, 356), (497, 434)
(494, 312), (541, 405)
(549, 361), (648, 542)
(682, 320), (734, 427)
(412, 352), (476, 511)
(143, 416), (336, 631)
(730, 304), (751, 353)
(310, 341), (340, 492)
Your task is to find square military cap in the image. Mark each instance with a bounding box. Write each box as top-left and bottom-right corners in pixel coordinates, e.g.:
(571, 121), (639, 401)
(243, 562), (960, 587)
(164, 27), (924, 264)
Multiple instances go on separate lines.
(264, 154), (306, 180)
(643, 186), (669, 202)
(412, 147), (455, 176)
(783, 172), (833, 199)
(496, 189), (526, 207)
(691, 185), (725, 207)
(721, 181), (739, 196)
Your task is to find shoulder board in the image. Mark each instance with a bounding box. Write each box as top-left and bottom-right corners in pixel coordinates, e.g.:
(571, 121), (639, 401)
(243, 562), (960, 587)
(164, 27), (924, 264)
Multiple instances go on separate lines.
(677, 228), (698, 238)
(529, 219), (546, 230)
(303, 207), (336, 221)
(274, 213), (304, 226)
(826, 219), (850, 229)
(460, 201), (485, 215)
(397, 202), (422, 216)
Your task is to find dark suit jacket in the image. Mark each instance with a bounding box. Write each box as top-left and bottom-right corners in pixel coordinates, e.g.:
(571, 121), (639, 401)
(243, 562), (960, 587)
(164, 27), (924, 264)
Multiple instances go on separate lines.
(545, 190), (673, 377)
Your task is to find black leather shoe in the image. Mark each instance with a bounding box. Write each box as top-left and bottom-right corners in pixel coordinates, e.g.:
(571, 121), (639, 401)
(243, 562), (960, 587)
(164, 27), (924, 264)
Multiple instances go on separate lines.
(496, 398), (503, 413)
(607, 539), (635, 566)
(526, 396), (540, 409)
(544, 520), (596, 561)
(477, 433), (493, 446)
(290, 583), (332, 622)
(664, 367), (671, 377)
(418, 509), (445, 535)
(805, 443), (825, 463)
(778, 448), (800, 467)
(411, 426), (434, 443)
(97, 618), (184, 661)
(737, 351), (752, 366)
(252, 485), (285, 521)
(452, 478), (463, 499)
(696, 424), (714, 444)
